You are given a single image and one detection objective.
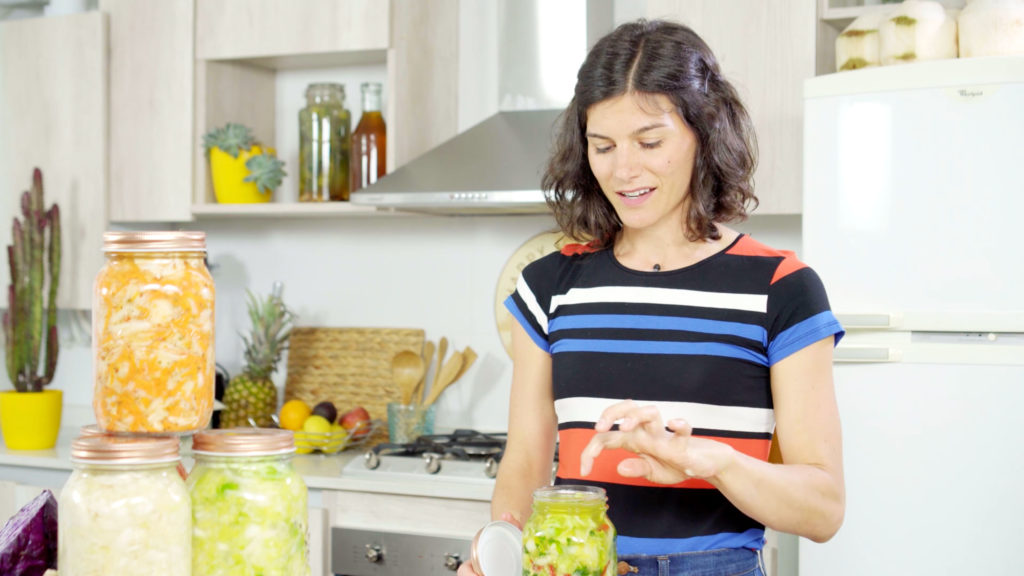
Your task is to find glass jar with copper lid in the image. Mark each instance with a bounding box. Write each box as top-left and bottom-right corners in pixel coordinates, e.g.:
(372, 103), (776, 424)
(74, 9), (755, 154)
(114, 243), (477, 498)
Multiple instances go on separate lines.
(59, 435), (190, 576)
(189, 429), (309, 576)
(93, 231), (214, 434)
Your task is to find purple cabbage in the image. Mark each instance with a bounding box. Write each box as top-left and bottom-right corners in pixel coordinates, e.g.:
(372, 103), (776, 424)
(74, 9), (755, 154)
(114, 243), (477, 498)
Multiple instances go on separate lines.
(0, 489), (57, 576)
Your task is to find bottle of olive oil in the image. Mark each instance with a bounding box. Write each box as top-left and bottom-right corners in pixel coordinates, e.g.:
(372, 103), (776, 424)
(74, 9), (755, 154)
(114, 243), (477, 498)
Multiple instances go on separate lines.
(350, 82), (387, 193)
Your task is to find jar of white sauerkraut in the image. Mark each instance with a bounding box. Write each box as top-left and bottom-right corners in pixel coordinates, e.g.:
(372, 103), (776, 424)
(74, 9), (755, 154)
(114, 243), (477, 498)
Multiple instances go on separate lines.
(93, 231), (214, 434)
(59, 435), (190, 576)
(189, 429), (309, 576)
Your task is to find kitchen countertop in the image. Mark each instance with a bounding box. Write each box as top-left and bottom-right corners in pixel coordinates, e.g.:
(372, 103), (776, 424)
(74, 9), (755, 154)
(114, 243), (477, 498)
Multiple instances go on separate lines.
(0, 427), (496, 502)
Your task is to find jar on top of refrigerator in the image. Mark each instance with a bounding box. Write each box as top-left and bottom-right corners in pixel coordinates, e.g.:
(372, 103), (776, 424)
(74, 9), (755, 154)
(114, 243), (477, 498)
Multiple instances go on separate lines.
(189, 428), (309, 576)
(58, 435), (190, 576)
(93, 231), (214, 435)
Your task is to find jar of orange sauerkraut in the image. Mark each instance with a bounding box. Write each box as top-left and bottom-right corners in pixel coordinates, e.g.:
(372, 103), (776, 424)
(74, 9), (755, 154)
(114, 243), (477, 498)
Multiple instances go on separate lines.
(93, 231), (214, 434)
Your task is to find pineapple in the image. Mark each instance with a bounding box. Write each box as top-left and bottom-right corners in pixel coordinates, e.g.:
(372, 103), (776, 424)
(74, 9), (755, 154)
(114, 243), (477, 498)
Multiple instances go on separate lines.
(220, 283), (295, 428)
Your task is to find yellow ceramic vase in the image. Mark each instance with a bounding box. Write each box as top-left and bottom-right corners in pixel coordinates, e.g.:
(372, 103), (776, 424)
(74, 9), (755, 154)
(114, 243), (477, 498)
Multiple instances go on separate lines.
(0, 389), (62, 450)
(210, 145), (276, 204)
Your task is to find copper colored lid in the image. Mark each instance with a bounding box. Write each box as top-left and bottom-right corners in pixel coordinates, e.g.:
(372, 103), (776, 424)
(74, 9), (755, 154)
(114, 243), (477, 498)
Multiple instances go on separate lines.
(192, 428), (295, 456)
(78, 424), (106, 438)
(103, 231), (206, 252)
(71, 435), (181, 463)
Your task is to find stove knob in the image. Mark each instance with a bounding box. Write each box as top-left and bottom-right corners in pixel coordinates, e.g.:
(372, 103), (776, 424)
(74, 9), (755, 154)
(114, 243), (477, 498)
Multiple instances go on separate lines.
(364, 450), (380, 470)
(444, 552), (462, 571)
(424, 453), (442, 474)
(484, 457), (499, 479)
(365, 543), (383, 563)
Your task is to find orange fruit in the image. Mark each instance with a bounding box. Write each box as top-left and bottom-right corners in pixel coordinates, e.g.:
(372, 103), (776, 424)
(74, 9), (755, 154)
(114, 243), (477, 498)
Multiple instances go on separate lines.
(279, 399), (312, 431)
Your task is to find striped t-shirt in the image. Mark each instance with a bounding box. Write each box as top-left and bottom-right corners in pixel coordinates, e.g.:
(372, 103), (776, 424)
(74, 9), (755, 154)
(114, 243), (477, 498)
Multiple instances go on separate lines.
(504, 234), (844, 555)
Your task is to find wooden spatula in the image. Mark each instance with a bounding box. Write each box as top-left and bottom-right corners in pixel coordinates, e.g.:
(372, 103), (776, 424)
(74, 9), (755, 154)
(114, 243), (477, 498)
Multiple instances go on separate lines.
(423, 350), (463, 406)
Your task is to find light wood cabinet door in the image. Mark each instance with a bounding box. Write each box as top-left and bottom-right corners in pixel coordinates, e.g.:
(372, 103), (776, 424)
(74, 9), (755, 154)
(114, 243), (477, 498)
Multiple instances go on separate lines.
(0, 13), (107, 309)
(195, 0), (389, 61)
(103, 0), (195, 222)
(646, 0), (817, 214)
(389, 0), (459, 170)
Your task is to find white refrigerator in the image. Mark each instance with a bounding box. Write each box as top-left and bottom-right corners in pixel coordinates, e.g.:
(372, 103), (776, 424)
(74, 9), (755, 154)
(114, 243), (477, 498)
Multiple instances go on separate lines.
(799, 56), (1024, 575)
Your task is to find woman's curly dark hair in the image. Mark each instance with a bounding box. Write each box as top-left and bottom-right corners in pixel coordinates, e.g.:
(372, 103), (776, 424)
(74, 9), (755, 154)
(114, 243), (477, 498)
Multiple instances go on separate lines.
(543, 19), (758, 246)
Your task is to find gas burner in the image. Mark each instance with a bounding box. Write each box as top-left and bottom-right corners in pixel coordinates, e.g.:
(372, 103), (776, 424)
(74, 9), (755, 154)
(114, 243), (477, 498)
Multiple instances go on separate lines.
(363, 429), (507, 475)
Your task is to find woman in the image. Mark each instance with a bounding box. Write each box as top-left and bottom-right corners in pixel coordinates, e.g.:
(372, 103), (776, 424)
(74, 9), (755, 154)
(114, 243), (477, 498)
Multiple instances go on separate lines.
(463, 19), (844, 576)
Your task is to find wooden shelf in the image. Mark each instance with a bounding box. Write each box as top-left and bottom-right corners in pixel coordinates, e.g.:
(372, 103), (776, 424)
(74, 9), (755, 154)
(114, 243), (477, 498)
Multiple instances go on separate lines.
(190, 202), (408, 219)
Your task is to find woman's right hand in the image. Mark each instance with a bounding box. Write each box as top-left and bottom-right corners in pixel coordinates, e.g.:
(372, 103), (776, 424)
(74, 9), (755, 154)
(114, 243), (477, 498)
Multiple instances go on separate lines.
(457, 512), (523, 575)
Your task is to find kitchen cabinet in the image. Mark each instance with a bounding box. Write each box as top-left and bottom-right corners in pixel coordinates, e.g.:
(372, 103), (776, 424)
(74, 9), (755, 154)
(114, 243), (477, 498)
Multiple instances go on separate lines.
(102, 0), (195, 223)
(190, 0), (459, 217)
(646, 0), (816, 215)
(0, 12), (107, 309)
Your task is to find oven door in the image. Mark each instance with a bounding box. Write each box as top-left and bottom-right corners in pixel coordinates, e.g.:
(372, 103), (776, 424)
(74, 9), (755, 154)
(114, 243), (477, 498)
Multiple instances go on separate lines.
(331, 527), (471, 576)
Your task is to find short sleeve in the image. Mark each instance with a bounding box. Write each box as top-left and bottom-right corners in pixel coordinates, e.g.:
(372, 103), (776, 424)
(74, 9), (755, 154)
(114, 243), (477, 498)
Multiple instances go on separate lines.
(765, 266), (845, 366)
(503, 253), (565, 353)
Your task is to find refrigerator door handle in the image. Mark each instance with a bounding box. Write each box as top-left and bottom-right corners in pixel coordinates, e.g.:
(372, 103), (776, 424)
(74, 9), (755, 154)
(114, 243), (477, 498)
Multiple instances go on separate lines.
(833, 345), (903, 363)
(835, 313), (903, 330)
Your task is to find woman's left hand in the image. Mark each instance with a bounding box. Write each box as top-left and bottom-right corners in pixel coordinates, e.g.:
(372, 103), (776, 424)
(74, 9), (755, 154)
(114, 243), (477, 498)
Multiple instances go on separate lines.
(579, 400), (735, 485)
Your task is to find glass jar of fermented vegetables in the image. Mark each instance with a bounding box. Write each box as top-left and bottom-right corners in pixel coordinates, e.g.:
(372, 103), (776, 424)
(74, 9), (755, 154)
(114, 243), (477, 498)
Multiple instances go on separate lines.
(299, 82), (351, 201)
(59, 435), (190, 576)
(189, 429), (309, 576)
(93, 231), (214, 435)
(522, 485), (616, 576)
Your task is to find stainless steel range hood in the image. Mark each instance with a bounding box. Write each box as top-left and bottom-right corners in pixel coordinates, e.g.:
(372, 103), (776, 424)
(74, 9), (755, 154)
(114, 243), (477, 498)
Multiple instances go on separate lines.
(350, 0), (613, 214)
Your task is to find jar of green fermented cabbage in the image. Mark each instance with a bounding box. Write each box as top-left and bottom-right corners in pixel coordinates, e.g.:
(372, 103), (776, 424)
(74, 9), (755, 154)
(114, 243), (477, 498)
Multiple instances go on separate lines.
(298, 82), (351, 201)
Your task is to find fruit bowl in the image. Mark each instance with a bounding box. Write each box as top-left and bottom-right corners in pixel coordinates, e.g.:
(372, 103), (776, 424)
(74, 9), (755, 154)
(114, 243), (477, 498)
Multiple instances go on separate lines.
(292, 419), (382, 455)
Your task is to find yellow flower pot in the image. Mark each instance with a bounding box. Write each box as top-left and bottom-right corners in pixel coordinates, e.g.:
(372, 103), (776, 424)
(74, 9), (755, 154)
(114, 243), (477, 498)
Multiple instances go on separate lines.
(210, 145), (276, 204)
(0, 389), (62, 450)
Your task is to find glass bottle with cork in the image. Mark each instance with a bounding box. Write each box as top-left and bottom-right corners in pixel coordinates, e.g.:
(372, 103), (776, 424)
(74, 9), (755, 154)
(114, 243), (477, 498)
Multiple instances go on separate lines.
(298, 82), (351, 201)
(350, 82), (387, 193)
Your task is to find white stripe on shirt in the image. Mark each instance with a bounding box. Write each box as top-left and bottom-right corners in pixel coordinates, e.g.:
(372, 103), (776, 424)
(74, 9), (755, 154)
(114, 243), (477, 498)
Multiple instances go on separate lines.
(549, 286), (767, 315)
(554, 396), (775, 435)
(517, 274), (549, 335)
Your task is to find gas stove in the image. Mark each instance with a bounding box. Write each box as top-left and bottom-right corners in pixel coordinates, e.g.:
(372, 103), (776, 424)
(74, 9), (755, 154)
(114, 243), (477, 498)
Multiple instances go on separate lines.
(341, 429), (507, 485)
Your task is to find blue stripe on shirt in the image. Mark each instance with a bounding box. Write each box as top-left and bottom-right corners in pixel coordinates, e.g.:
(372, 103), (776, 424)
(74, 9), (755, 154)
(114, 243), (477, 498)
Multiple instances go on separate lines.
(549, 314), (766, 344)
(617, 528), (766, 555)
(767, 310), (845, 366)
(504, 296), (550, 353)
(550, 338), (768, 366)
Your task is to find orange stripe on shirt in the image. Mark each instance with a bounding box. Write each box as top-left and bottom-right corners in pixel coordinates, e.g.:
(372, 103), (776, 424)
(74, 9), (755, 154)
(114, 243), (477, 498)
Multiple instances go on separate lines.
(726, 235), (807, 285)
(556, 428), (772, 489)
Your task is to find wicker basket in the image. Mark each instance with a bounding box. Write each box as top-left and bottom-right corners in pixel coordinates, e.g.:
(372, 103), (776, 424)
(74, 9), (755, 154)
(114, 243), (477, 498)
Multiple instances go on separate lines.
(283, 327), (424, 446)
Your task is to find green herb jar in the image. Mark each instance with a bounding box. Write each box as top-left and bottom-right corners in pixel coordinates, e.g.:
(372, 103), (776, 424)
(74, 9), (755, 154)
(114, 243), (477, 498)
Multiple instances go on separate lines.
(522, 485), (616, 576)
(298, 82), (350, 201)
(189, 429), (309, 576)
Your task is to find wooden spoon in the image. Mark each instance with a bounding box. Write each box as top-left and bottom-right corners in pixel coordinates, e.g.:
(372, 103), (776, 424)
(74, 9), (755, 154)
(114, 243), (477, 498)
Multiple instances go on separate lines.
(392, 350), (426, 405)
(423, 350), (463, 406)
(433, 336), (448, 390)
(414, 340), (435, 404)
(454, 346), (477, 382)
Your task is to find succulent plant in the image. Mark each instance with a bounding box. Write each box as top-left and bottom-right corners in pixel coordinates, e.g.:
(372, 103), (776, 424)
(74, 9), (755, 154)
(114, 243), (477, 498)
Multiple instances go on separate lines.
(203, 123), (256, 158)
(243, 153), (287, 194)
(3, 168), (61, 393)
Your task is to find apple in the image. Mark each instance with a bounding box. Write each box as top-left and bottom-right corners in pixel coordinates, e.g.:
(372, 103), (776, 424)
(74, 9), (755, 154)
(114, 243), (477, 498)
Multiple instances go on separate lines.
(340, 406), (372, 440)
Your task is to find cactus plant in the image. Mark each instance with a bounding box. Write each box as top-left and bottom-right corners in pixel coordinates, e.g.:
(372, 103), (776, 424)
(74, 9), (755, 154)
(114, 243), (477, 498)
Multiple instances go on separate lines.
(3, 168), (61, 393)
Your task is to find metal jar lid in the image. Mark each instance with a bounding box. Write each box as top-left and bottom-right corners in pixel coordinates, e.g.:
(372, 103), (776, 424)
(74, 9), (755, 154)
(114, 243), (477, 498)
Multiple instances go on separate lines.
(470, 521), (522, 576)
(192, 428), (295, 456)
(102, 231), (206, 252)
(71, 435), (181, 464)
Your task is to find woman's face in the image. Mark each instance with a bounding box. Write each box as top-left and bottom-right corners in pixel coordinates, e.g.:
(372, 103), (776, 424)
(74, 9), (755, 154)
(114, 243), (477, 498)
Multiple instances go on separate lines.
(585, 92), (698, 234)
